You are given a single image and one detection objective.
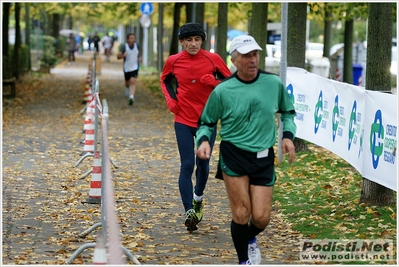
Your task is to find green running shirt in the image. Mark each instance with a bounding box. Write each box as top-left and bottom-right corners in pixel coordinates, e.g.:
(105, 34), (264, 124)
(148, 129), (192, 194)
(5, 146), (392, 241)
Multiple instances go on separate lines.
(196, 70), (296, 153)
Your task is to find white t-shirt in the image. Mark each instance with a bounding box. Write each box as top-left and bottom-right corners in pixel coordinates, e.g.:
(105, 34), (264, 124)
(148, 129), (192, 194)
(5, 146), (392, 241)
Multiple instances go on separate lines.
(122, 43), (140, 72)
(101, 35), (113, 49)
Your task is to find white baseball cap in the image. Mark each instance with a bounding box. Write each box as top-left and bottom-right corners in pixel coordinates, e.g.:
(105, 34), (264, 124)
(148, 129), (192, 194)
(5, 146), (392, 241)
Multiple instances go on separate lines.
(229, 35), (262, 55)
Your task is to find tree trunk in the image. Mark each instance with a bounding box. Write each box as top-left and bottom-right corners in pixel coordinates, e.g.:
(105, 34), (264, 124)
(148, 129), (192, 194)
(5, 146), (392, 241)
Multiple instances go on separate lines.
(251, 3), (268, 71)
(3, 2), (11, 58)
(46, 12), (52, 36)
(287, 3), (307, 68)
(52, 13), (61, 39)
(169, 3), (184, 55)
(40, 9), (48, 35)
(287, 2), (308, 152)
(14, 3), (21, 79)
(365, 4), (392, 91)
(343, 18), (353, 84)
(186, 3), (193, 22)
(184, 3), (204, 27)
(323, 4), (332, 59)
(66, 15), (73, 30)
(359, 179), (396, 206)
(216, 3), (228, 62)
(194, 3), (206, 50)
(25, 3), (31, 70)
(359, 3), (395, 206)
(139, 23), (144, 56)
(52, 13), (61, 58)
(148, 16), (154, 67)
(195, 3), (205, 25)
(157, 3), (164, 72)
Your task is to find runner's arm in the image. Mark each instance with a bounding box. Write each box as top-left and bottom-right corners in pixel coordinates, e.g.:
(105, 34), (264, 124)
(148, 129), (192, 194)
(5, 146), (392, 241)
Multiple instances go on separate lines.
(160, 60), (179, 114)
(117, 44), (126, 60)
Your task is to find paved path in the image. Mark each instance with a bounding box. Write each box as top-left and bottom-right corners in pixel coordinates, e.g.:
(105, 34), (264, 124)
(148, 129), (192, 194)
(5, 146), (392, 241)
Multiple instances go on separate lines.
(2, 52), (303, 265)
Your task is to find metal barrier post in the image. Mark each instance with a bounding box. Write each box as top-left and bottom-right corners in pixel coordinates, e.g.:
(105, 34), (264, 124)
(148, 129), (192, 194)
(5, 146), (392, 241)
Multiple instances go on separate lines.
(75, 49), (97, 161)
(66, 96), (105, 263)
(100, 99), (108, 242)
(74, 79), (99, 168)
(74, 78), (99, 177)
(67, 97), (139, 264)
(79, 54), (97, 115)
(101, 99), (140, 265)
(93, 79), (99, 154)
(92, 53), (96, 89)
(75, 80), (118, 177)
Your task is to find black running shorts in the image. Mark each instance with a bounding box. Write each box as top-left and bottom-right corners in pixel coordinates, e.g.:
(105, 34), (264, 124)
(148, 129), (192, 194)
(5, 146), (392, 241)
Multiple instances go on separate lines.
(215, 141), (276, 186)
(124, 70), (139, 81)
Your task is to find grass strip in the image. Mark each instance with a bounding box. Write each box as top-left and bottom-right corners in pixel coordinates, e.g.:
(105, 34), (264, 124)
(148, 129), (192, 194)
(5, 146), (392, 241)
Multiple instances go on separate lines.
(274, 143), (397, 264)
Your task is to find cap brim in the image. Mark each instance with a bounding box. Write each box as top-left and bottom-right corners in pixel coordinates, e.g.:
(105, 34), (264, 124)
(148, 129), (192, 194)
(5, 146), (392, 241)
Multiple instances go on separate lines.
(236, 44), (263, 54)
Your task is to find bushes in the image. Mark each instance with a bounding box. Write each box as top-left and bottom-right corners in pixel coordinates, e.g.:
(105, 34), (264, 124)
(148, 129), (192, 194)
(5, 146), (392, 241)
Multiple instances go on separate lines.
(31, 34), (58, 68)
(2, 34), (61, 78)
(2, 44), (30, 79)
(42, 35), (58, 67)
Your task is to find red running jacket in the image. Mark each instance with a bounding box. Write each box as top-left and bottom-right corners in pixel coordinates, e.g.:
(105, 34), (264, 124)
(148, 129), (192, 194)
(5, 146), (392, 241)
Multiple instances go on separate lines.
(160, 49), (231, 128)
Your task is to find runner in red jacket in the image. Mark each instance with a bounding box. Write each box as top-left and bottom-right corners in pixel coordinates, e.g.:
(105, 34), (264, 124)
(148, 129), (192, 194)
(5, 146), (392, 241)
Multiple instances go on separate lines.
(160, 22), (231, 232)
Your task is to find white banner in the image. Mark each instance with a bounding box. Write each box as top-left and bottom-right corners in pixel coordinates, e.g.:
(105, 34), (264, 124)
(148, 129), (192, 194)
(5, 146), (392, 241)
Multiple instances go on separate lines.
(362, 91), (397, 190)
(286, 67), (397, 191)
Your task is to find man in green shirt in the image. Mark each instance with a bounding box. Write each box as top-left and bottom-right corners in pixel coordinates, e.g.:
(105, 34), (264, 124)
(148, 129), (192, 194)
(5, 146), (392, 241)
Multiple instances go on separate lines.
(196, 35), (296, 265)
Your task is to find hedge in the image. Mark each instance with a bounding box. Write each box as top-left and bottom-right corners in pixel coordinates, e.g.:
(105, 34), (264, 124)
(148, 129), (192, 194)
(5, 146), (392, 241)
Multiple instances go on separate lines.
(2, 44), (30, 79)
(2, 35), (62, 79)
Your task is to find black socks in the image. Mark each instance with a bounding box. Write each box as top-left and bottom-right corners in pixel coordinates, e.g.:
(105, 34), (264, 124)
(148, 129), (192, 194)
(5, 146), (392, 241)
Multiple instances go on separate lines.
(231, 220), (250, 263)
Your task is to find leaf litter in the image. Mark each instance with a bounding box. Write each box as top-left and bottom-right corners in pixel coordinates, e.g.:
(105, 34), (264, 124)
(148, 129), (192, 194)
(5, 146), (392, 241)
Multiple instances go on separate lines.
(4, 57), (385, 265)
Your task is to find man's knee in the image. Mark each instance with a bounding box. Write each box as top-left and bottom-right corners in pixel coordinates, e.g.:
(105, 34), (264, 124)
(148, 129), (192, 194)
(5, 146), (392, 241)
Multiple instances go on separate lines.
(233, 206), (251, 225)
(181, 160), (195, 173)
(252, 211), (271, 229)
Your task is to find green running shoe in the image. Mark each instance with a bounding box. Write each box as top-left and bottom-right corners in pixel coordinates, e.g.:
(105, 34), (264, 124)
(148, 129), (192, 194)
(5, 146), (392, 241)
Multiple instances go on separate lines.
(193, 199), (203, 222)
(184, 208), (199, 228)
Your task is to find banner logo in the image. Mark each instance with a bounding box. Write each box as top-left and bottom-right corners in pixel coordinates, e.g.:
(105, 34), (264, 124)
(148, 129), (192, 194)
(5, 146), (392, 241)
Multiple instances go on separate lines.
(286, 84), (294, 103)
(314, 91), (323, 134)
(348, 101), (357, 150)
(332, 95), (339, 142)
(370, 110), (384, 169)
